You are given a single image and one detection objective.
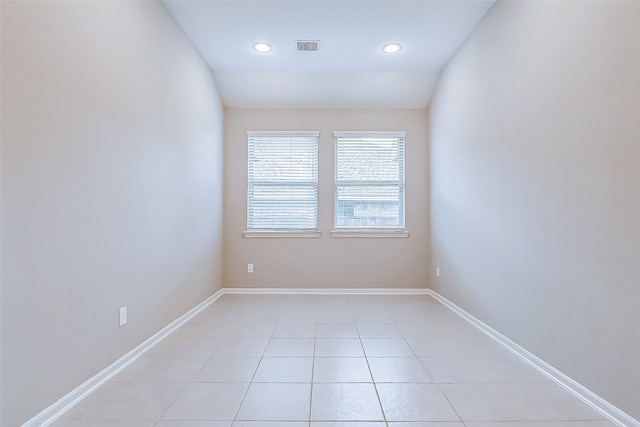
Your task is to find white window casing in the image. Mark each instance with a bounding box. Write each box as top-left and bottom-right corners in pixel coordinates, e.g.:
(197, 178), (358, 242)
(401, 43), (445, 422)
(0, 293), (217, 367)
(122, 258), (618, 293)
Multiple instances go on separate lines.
(333, 131), (407, 236)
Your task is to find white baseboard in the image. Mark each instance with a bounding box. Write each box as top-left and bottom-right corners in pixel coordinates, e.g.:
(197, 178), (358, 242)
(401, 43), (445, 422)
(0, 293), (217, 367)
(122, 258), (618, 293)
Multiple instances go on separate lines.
(26, 286), (427, 426)
(426, 289), (639, 427)
(26, 287), (637, 427)
(25, 288), (225, 427)
(221, 287), (430, 295)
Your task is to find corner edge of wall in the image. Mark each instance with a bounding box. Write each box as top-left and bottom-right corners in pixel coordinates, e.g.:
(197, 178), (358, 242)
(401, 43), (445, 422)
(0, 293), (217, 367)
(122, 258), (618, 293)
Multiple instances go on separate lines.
(426, 289), (640, 427)
(22, 289), (225, 427)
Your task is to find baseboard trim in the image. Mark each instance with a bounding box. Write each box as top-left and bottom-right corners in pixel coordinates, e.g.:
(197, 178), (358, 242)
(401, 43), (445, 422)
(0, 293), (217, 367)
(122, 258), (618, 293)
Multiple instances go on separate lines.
(27, 287), (637, 427)
(221, 287), (430, 295)
(25, 288), (225, 427)
(426, 289), (639, 427)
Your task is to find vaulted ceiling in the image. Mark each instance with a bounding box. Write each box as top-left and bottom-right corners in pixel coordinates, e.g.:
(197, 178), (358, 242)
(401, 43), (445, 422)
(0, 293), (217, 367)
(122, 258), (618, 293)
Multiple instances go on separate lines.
(163, 0), (495, 109)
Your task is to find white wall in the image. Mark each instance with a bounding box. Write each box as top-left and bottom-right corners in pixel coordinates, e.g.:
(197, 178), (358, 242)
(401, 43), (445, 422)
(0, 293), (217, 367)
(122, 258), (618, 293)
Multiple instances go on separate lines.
(0, 1), (224, 425)
(430, 0), (640, 420)
(224, 108), (430, 289)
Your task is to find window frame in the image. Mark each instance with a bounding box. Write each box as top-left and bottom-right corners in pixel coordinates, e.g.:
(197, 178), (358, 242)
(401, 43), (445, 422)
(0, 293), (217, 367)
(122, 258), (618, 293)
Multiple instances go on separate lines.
(244, 131), (321, 238)
(332, 131), (409, 238)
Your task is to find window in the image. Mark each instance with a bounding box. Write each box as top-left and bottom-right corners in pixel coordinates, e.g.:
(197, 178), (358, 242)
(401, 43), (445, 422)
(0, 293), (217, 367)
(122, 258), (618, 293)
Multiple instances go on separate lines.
(246, 131), (319, 235)
(333, 131), (407, 235)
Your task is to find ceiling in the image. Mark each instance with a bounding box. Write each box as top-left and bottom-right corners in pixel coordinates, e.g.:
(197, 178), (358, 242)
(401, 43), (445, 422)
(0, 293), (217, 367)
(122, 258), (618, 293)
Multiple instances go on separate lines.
(163, 0), (495, 109)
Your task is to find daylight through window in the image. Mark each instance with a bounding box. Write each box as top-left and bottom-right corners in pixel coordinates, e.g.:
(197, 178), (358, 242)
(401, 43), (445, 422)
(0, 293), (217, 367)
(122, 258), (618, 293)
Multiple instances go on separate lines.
(247, 131), (319, 231)
(334, 131), (406, 229)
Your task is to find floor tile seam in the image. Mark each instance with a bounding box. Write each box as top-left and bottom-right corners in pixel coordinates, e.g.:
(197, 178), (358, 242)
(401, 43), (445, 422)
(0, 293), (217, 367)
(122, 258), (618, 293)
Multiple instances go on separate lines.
(458, 417), (611, 423)
(390, 319), (437, 383)
(389, 317), (464, 424)
(233, 417), (310, 422)
(147, 380), (191, 426)
(353, 312), (390, 427)
(433, 380), (468, 424)
(229, 333), (271, 423)
(309, 326), (318, 423)
(170, 348), (222, 385)
(308, 418), (389, 422)
(428, 379), (557, 385)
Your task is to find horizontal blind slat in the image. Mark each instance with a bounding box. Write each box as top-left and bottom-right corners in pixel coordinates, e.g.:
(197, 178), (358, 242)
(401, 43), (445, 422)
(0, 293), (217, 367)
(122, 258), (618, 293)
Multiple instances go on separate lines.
(334, 136), (405, 229)
(248, 135), (318, 230)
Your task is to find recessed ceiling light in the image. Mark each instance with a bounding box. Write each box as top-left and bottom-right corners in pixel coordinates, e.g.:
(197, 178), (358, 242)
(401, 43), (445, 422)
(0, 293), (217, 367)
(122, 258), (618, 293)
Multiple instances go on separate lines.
(253, 42), (272, 53)
(382, 43), (402, 54)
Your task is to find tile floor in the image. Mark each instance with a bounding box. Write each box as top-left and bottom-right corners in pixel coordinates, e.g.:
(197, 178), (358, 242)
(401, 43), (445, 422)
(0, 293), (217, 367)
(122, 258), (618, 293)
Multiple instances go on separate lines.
(53, 294), (614, 427)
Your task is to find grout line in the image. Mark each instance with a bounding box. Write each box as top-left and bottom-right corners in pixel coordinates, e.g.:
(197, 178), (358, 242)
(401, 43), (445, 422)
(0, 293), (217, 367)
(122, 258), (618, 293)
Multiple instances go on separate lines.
(44, 292), (627, 426)
(350, 296), (390, 427)
(308, 321), (318, 424)
(228, 323), (272, 423)
(392, 307), (465, 425)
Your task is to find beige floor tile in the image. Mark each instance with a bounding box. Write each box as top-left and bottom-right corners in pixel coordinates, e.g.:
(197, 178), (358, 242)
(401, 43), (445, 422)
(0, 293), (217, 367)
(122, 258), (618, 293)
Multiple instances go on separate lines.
(180, 322), (239, 339)
(54, 294), (617, 427)
(272, 321), (317, 338)
(133, 356), (208, 382)
(421, 357), (550, 384)
(156, 422), (231, 427)
(109, 356), (156, 382)
(161, 382), (248, 421)
(264, 338), (315, 357)
(253, 357), (313, 382)
(352, 311), (394, 324)
(396, 312), (479, 336)
(376, 383), (460, 422)
(231, 323), (277, 338)
(313, 357), (372, 383)
(368, 358), (433, 383)
(406, 335), (514, 358)
(233, 423), (308, 427)
(213, 338), (269, 357)
(159, 337), (225, 358)
(310, 383), (384, 421)
(235, 383), (311, 421)
(64, 421), (156, 427)
(315, 339), (365, 357)
(317, 313), (354, 324)
(440, 383), (606, 421)
(316, 324), (359, 338)
(317, 302), (354, 324)
(464, 423), (616, 427)
(357, 324), (403, 338)
(65, 382), (185, 420)
(311, 423), (386, 427)
(192, 357), (261, 383)
(387, 311), (432, 324)
(387, 423), (465, 427)
(144, 334), (187, 357)
(361, 339), (415, 357)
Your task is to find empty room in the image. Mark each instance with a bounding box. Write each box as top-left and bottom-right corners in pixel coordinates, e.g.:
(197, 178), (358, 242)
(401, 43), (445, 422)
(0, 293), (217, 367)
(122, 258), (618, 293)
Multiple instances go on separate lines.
(1, 0), (638, 426)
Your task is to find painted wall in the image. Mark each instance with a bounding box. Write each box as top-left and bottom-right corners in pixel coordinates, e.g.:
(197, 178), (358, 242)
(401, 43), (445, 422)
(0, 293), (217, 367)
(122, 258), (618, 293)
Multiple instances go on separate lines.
(224, 109), (430, 289)
(0, 1), (224, 425)
(430, 0), (640, 420)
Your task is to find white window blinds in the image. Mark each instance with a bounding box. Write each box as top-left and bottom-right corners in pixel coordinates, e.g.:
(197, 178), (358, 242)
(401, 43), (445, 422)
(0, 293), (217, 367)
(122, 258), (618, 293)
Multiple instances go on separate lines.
(334, 131), (406, 229)
(247, 131), (319, 230)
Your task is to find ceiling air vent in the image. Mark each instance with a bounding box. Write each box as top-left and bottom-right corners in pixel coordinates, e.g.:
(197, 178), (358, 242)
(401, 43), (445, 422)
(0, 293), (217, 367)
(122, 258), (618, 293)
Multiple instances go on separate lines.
(296, 40), (319, 52)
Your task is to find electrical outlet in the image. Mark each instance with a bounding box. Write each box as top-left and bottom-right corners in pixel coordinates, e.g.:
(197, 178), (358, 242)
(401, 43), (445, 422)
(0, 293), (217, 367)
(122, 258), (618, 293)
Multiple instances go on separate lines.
(119, 306), (127, 326)
(436, 267), (440, 278)
(248, 263), (254, 273)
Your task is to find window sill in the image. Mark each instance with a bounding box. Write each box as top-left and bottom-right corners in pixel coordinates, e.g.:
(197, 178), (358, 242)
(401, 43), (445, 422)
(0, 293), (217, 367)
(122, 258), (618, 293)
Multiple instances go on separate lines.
(330, 229), (410, 238)
(243, 230), (322, 239)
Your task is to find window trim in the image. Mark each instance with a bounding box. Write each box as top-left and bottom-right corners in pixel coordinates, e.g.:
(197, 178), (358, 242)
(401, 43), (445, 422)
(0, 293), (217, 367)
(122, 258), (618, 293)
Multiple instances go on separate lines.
(243, 230), (322, 238)
(330, 229), (409, 238)
(332, 131), (408, 235)
(245, 131), (320, 237)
